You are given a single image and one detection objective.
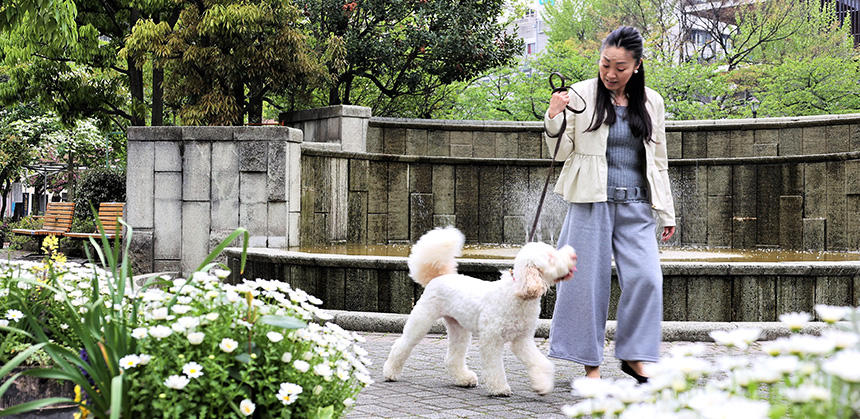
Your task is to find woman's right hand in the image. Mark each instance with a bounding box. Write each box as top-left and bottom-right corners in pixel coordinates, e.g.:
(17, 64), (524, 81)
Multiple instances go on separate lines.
(548, 90), (570, 119)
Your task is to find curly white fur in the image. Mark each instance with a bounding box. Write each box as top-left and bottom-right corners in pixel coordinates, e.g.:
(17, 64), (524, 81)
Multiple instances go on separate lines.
(383, 226), (577, 396)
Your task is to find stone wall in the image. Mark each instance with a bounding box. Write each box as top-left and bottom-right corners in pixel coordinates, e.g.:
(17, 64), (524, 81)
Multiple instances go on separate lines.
(298, 113), (860, 250)
(227, 249), (860, 321)
(126, 126), (302, 275)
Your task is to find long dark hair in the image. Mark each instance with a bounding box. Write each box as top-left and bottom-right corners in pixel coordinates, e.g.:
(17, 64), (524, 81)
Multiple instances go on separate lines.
(585, 26), (652, 141)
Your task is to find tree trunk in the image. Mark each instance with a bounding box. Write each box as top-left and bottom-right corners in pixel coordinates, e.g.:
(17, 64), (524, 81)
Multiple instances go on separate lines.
(232, 77), (245, 126)
(66, 150), (75, 202)
(128, 9), (146, 126)
(151, 67), (164, 126)
(328, 83), (341, 106)
(0, 179), (10, 221)
(247, 79), (263, 125)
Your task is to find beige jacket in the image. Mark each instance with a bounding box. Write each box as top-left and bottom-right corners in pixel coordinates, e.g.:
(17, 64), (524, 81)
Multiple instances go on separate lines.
(544, 78), (676, 227)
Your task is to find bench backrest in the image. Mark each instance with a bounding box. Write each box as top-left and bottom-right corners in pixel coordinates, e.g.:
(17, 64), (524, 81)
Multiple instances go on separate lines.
(95, 202), (125, 235)
(41, 202), (76, 233)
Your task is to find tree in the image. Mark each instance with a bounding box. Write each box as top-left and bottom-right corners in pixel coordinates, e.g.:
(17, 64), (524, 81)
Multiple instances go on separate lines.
(124, 0), (323, 125)
(293, 0), (522, 116)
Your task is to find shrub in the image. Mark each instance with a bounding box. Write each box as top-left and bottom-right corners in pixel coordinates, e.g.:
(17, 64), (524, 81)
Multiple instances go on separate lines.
(72, 166), (125, 222)
(0, 231), (371, 418)
(563, 307), (860, 419)
(4, 216), (43, 251)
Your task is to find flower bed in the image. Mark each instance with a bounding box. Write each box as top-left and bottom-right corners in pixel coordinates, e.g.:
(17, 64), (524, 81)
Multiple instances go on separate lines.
(1, 231), (371, 418)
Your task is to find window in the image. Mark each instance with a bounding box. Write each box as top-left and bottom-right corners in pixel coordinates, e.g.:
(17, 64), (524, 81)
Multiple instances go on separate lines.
(526, 42), (536, 55)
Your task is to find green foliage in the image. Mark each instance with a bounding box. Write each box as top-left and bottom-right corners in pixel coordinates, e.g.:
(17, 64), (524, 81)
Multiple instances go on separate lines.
(294, 0), (522, 117)
(542, 0), (608, 45)
(4, 216), (42, 251)
(72, 166), (126, 222)
(647, 58), (741, 120)
(752, 56), (860, 118)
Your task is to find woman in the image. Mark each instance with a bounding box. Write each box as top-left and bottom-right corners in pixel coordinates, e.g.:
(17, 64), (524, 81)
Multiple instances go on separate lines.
(544, 26), (675, 382)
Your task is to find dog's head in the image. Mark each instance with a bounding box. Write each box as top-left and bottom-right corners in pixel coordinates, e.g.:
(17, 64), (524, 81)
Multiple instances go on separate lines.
(512, 242), (577, 299)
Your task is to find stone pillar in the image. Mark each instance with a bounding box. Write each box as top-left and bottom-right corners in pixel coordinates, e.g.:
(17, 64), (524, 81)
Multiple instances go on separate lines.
(280, 105), (371, 152)
(126, 126), (303, 276)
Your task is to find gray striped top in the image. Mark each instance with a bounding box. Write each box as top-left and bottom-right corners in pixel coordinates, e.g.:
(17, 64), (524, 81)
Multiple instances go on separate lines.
(606, 106), (647, 190)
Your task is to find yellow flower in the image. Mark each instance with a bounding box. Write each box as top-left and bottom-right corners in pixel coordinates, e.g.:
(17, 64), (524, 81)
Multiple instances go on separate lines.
(73, 385), (90, 419)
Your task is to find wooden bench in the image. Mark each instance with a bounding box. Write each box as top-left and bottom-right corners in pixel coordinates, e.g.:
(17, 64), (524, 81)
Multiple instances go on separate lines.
(64, 202), (125, 240)
(10, 202), (76, 237)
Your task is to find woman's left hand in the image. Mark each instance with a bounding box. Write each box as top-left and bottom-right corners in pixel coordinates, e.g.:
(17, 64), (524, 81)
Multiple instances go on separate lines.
(661, 226), (675, 242)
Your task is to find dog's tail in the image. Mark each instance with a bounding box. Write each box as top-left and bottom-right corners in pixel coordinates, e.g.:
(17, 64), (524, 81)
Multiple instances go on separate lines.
(407, 226), (465, 287)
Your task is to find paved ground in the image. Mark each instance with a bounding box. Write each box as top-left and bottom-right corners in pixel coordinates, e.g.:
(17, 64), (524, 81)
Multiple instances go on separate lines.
(346, 332), (744, 419)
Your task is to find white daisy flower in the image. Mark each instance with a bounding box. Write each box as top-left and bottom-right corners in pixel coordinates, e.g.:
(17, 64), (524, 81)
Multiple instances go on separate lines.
(239, 399), (255, 416)
(814, 304), (851, 323)
(119, 354), (141, 370)
(132, 327), (148, 339)
(182, 361), (204, 378)
(293, 360), (310, 373)
(220, 338), (239, 353)
(149, 325), (172, 339)
(281, 352), (293, 363)
(276, 382), (302, 405)
(267, 331), (284, 342)
(164, 375), (190, 390)
(187, 332), (205, 345)
(5, 309), (24, 321)
(779, 312), (811, 332)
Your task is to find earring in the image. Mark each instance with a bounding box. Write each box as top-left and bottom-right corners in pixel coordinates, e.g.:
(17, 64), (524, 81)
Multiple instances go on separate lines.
(634, 69), (639, 74)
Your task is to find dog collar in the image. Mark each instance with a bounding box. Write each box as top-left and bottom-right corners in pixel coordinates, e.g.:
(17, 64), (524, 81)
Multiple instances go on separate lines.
(508, 268), (515, 281)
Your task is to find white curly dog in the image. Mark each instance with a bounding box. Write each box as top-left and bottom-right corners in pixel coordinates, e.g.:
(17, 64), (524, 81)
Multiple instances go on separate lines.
(382, 226), (577, 396)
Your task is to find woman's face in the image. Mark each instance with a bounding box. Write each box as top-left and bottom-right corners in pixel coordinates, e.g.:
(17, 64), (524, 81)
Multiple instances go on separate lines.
(598, 46), (640, 94)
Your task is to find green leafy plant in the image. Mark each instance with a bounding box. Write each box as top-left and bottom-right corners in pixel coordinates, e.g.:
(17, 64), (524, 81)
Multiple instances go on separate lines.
(3, 216), (42, 251)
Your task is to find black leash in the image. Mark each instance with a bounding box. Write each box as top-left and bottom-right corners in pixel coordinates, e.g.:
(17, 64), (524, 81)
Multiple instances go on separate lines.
(527, 72), (586, 243)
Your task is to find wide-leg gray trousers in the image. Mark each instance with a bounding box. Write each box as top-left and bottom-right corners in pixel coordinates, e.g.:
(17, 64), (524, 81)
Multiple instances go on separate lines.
(548, 201), (663, 366)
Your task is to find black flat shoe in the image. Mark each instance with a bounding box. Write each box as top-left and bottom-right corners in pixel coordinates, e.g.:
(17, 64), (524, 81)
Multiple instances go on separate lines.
(620, 360), (648, 384)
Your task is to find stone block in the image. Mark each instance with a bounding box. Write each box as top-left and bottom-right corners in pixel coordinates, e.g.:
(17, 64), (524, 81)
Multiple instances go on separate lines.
(366, 126), (383, 153)
(345, 269), (378, 312)
(757, 165), (783, 246)
(706, 130), (729, 158)
(341, 117), (368, 152)
(732, 276), (776, 321)
(815, 276), (852, 308)
(707, 166), (731, 196)
(326, 117), (341, 143)
(288, 142), (302, 212)
(802, 126), (827, 154)
(732, 165), (756, 217)
(267, 202), (287, 247)
(803, 218), (826, 251)
(384, 128), (406, 155)
(518, 131), (542, 159)
(826, 125), (850, 153)
(405, 129), (428, 156)
(730, 129), (755, 157)
(267, 141), (287, 202)
(847, 160), (860, 195)
(154, 141), (182, 172)
(607, 276), (621, 321)
(153, 172), (182, 259)
(127, 141), (154, 229)
(367, 161), (388, 213)
(450, 144), (473, 157)
(662, 276), (687, 321)
(680, 167), (707, 246)
(324, 268), (346, 310)
(153, 260), (181, 276)
(779, 195), (803, 250)
(503, 216), (526, 244)
(754, 143), (778, 156)
(804, 164), (827, 217)
(129, 229), (154, 275)
(433, 214), (456, 228)
(311, 212), (328, 245)
(349, 159), (369, 192)
(478, 167), (504, 244)
(410, 193), (434, 241)
(239, 172), (267, 204)
(409, 164), (432, 193)
(211, 142), (239, 231)
(239, 141), (267, 172)
(731, 217), (757, 249)
(182, 141), (211, 201)
(682, 131), (707, 158)
(329, 158), (349, 242)
(307, 157), (331, 213)
(347, 191), (367, 244)
(495, 132), (518, 158)
(854, 274), (860, 307)
(782, 164), (803, 195)
(775, 276), (814, 315)
(706, 196), (731, 247)
(852, 124), (860, 151)
(388, 163), (409, 241)
(239, 202), (267, 247)
(687, 277), (732, 321)
(449, 131), (473, 145)
(181, 202), (211, 276)
(427, 130), (450, 156)
(181, 126), (232, 141)
(302, 120), (318, 143)
(847, 196), (860, 250)
(666, 131), (682, 159)
(290, 265), (320, 297)
(755, 129), (779, 145)
(778, 127), (802, 156)
(432, 165), (455, 214)
(367, 214), (388, 245)
(388, 271), (415, 314)
(825, 161), (847, 250)
(455, 166), (479, 241)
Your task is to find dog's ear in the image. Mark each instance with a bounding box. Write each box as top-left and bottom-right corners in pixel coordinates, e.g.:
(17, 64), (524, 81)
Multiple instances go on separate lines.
(515, 264), (546, 300)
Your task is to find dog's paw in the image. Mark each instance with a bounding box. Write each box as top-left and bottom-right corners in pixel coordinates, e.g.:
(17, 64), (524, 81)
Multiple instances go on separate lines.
(532, 380), (554, 396)
(486, 385), (512, 397)
(382, 361), (400, 381)
(452, 370), (478, 387)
